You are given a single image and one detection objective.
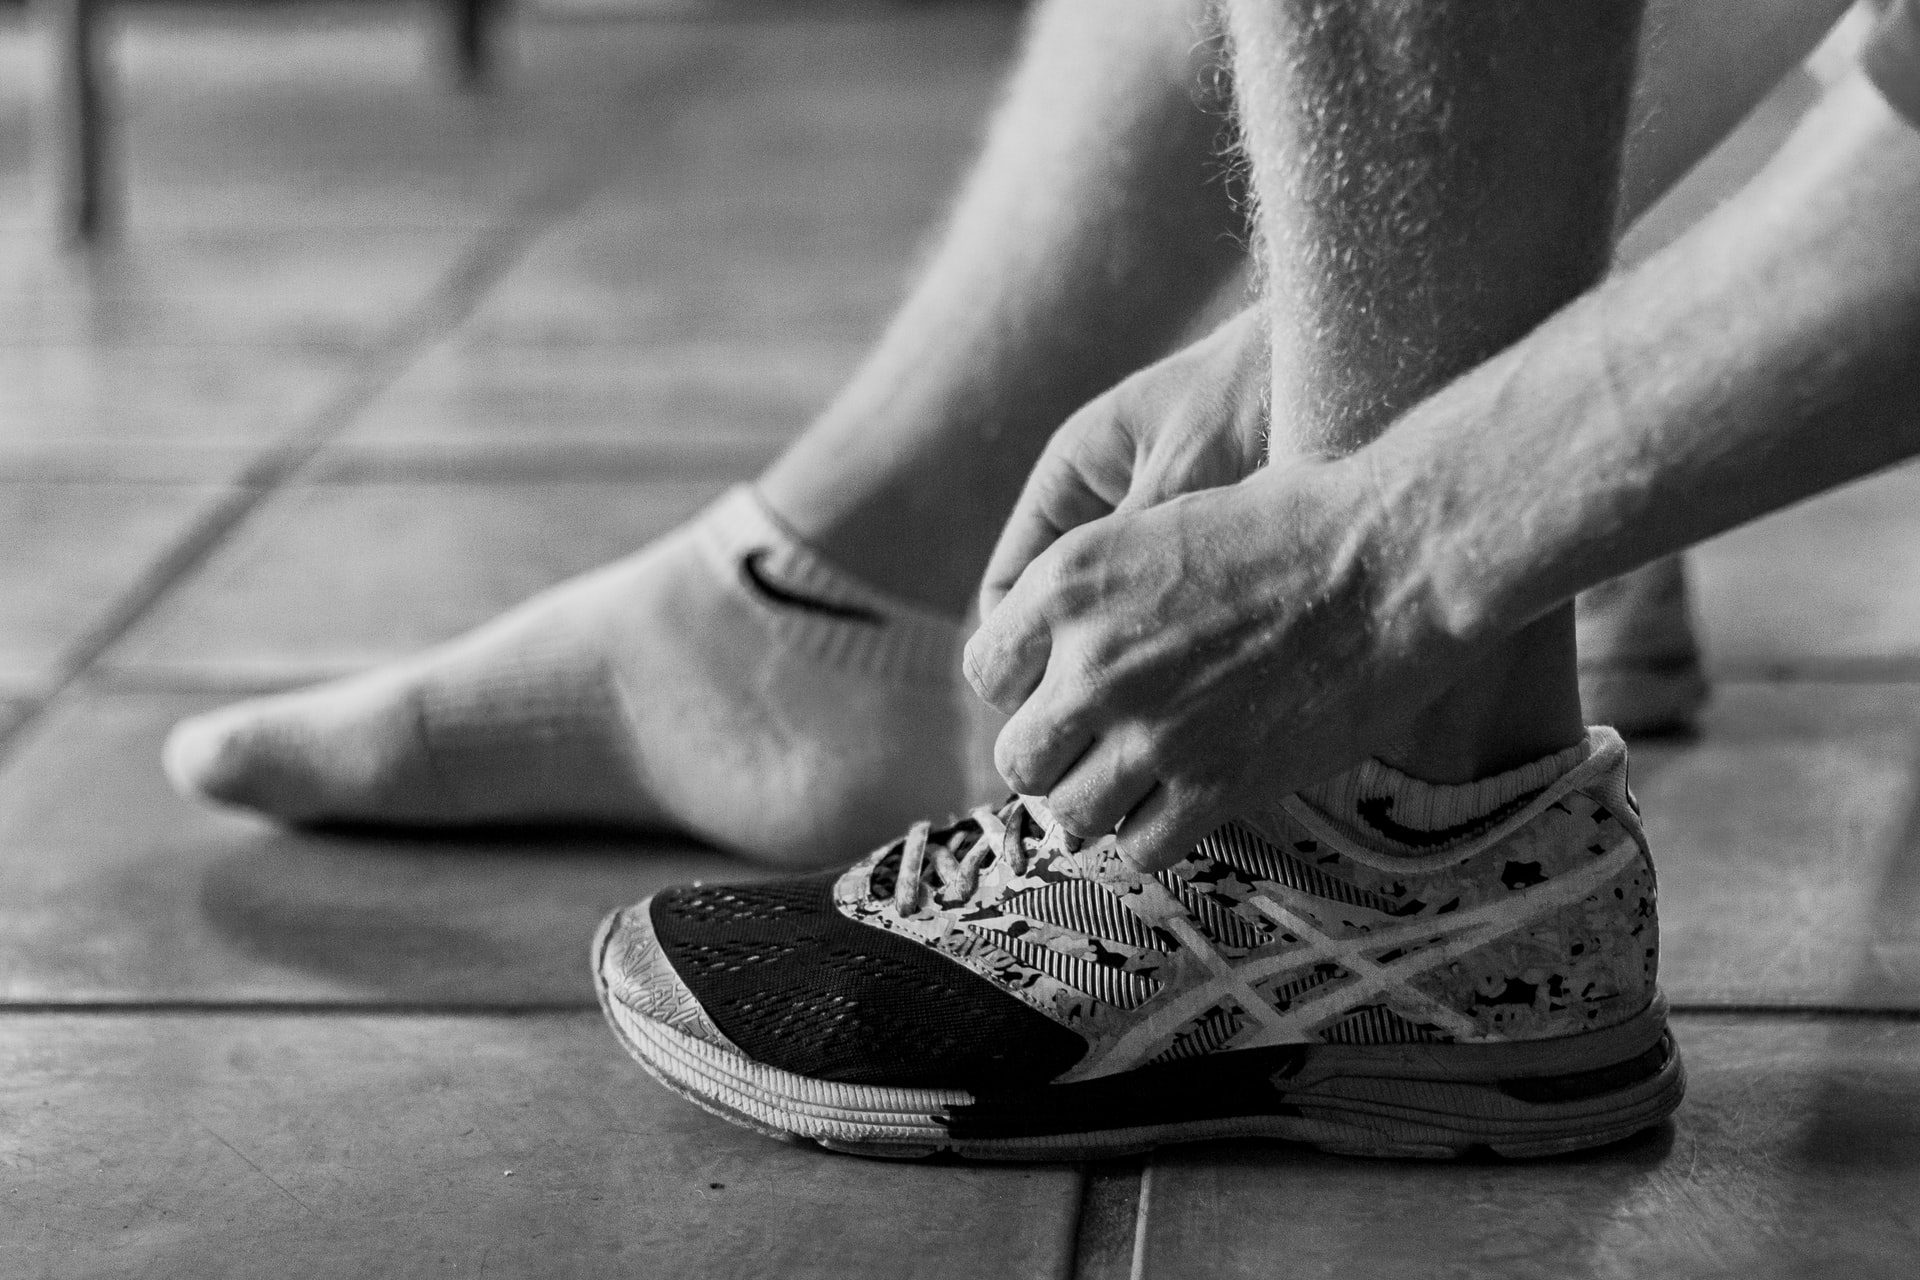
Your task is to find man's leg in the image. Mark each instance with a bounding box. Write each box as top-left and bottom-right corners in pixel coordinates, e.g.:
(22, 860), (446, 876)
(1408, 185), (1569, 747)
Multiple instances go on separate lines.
(163, 0), (1246, 864)
(1228, 0), (1644, 784)
(167, 0), (1843, 859)
(591, 0), (1694, 1160)
(762, 0), (1247, 616)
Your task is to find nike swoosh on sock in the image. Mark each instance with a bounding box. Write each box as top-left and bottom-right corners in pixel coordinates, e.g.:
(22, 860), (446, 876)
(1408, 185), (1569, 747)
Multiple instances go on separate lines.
(740, 548), (882, 625)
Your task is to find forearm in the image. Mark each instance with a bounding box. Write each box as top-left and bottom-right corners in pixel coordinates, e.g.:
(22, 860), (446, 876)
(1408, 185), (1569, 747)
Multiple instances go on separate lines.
(1357, 70), (1920, 651)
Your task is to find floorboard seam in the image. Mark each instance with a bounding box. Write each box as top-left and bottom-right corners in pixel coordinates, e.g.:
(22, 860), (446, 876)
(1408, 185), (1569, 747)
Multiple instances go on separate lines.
(0, 1001), (599, 1016)
(1709, 661), (1920, 682)
(308, 441), (786, 485)
(11, 1001), (1914, 1019)
(1129, 1162), (1154, 1280)
(1668, 1004), (1920, 1019)
(1066, 1158), (1147, 1280)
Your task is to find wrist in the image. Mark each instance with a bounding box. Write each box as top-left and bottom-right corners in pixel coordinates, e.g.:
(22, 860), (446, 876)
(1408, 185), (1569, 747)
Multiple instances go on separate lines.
(1319, 445), (1492, 679)
(1229, 454), (1472, 705)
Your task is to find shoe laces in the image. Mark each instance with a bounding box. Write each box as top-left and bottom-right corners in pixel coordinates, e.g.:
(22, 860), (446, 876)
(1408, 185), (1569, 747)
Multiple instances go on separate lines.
(877, 797), (1070, 915)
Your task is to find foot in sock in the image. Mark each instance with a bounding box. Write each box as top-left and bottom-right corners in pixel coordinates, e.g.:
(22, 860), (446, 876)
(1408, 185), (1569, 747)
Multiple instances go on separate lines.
(164, 488), (995, 868)
(595, 727), (1684, 1159)
(1576, 555), (1710, 738)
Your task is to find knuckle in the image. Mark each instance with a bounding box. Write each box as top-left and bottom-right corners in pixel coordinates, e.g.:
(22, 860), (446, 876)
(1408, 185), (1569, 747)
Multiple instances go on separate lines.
(1034, 548), (1079, 607)
(1066, 643), (1114, 699)
(1034, 428), (1087, 482)
(1054, 523), (1105, 571)
(1124, 731), (1169, 780)
(1036, 551), (1102, 619)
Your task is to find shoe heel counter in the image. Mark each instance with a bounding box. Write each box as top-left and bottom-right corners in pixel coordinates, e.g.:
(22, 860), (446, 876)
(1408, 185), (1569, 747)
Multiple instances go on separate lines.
(1575, 749), (1661, 1017)
(1434, 741), (1659, 1042)
(1595, 832), (1661, 1016)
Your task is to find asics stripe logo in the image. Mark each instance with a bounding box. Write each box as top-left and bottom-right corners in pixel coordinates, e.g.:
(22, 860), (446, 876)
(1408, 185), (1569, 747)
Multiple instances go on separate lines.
(1065, 833), (1646, 1079)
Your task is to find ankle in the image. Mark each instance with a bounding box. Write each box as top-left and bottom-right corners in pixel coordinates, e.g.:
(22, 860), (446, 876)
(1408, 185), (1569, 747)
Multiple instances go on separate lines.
(1379, 609), (1586, 785)
(1382, 715), (1587, 788)
(1301, 732), (1593, 856)
(757, 463), (1008, 620)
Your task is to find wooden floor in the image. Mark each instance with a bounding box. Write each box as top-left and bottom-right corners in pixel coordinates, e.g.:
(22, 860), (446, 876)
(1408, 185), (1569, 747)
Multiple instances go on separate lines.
(2, 6), (1918, 1276)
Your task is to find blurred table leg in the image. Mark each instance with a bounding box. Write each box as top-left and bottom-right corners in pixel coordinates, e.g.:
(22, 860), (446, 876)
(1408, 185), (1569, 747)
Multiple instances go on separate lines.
(41, 0), (112, 244)
(450, 0), (501, 89)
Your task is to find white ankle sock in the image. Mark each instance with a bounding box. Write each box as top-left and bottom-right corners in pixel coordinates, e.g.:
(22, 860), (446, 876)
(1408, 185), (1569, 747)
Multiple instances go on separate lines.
(1298, 737), (1593, 856)
(165, 486), (998, 866)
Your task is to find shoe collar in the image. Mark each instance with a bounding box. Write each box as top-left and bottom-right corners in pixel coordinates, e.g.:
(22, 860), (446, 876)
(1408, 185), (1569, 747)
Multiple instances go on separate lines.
(1266, 726), (1633, 874)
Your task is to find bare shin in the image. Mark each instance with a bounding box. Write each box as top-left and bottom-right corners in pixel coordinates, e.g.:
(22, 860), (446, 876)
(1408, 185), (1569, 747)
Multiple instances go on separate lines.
(1228, 0), (1646, 781)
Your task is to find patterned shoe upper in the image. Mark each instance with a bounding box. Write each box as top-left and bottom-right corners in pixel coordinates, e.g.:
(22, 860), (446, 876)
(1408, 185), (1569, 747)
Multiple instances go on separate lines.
(631, 727), (1656, 1091)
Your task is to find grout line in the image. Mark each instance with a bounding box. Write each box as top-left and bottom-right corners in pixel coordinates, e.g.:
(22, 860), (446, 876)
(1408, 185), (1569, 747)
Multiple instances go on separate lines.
(1706, 662), (1920, 683)
(5, 999), (1913, 1018)
(1049, 1004), (1917, 1280)
(0, 1000), (599, 1016)
(1057, 1169), (1090, 1280)
(306, 442), (783, 486)
(1128, 1163), (1154, 1280)
(0, 49), (729, 772)
(1066, 1158), (1147, 1280)
(1668, 1004), (1920, 1020)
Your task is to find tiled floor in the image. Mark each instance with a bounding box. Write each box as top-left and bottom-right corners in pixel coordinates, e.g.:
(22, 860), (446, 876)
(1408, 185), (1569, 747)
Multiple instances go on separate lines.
(2, 5), (1916, 1276)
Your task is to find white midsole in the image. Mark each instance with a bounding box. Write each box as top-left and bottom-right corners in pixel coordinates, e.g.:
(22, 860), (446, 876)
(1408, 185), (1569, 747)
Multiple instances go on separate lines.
(603, 997), (963, 1143)
(600, 987), (1681, 1156)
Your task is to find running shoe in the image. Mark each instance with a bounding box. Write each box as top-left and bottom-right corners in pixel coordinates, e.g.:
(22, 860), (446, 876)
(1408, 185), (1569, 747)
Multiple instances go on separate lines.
(593, 727), (1684, 1159)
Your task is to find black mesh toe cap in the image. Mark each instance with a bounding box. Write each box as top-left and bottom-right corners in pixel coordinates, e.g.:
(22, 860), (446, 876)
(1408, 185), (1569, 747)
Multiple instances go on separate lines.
(648, 873), (1086, 1090)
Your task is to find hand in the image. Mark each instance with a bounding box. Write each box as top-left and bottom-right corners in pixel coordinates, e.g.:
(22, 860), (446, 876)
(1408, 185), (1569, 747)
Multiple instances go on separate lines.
(978, 307), (1270, 621)
(963, 461), (1470, 871)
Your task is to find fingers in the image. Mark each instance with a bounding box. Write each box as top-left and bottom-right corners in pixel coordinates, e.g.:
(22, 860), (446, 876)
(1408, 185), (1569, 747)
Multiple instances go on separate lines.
(1042, 726), (1159, 840)
(1114, 778), (1231, 873)
(963, 582), (1052, 714)
(988, 669), (1094, 797)
(978, 496), (1092, 627)
(978, 416), (1128, 622)
(970, 501), (1118, 712)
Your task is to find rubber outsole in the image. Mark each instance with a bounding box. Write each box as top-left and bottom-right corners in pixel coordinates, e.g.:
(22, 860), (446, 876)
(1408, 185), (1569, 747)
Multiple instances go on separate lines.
(593, 915), (1687, 1162)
